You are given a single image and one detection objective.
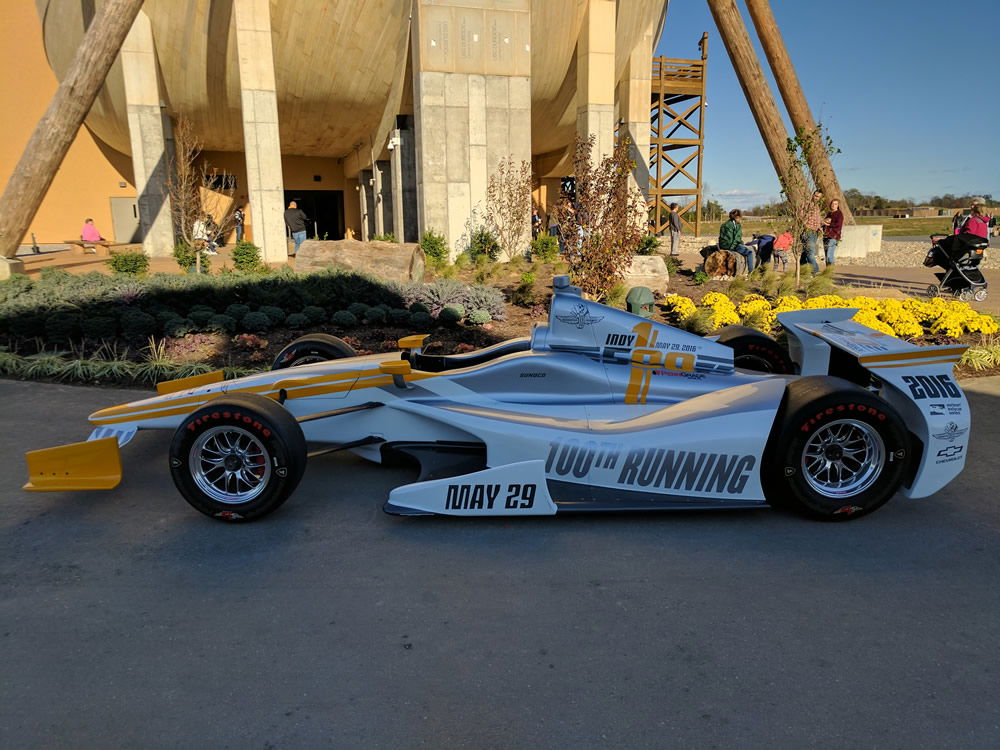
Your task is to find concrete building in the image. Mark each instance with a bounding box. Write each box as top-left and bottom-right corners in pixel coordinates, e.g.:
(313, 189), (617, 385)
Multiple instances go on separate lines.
(0, 0), (668, 262)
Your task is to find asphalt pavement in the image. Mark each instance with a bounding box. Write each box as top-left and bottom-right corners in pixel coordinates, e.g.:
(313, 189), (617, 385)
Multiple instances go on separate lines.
(2, 378), (1000, 749)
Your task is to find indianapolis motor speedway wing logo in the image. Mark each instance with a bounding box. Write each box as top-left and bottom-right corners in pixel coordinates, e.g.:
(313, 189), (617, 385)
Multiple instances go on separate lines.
(556, 304), (604, 329)
(932, 422), (968, 442)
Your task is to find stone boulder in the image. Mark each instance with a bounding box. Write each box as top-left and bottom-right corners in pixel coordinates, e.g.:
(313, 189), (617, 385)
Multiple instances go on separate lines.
(623, 255), (669, 292)
(294, 239), (425, 282)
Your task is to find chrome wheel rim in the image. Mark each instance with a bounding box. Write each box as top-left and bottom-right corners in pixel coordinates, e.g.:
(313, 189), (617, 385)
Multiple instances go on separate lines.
(190, 426), (271, 504)
(801, 419), (884, 498)
(974, 289), (988, 302)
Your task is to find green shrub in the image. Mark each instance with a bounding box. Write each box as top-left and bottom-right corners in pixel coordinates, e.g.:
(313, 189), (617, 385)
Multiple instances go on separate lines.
(409, 301), (429, 315)
(410, 311), (434, 331)
(373, 232), (397, 243)
(285, 312), (310, 328)
(454, 252), (472, 270)
(232, 241), (263, 272)
(106, 251), (150, 275)
(207, 314), (237, 333)
(365, 307), (387, 325)
(241, 311), (272, 333)
(188, 308), (216, 327)
(443, 303), (465, 318)
(348, 302), (370, 319)
(173, 242), (210, 273)
(9, 313), (46, 339)
(420, 229), (448, 263)
(120, 310), (157, 340)
(331, 310), (357, 327)
(163, 317), (194, 337)
(225, 303), (251, 321)
(635, 235), (660, 256)
(81, 315), (118, 341)
(389, 308), (411, 326)
(530, 234), (560, 263)
(510, 272), (538, 307)
(302, 305), (327, 324)
(602, 282), (627, 308)
(45, 312), (82, 344)
(467, 309), (492, 326)
(438, 307), (462, 326)
(259, 305), (286, 325)
(468, 226), (501, 261)
(693, 270), (709, 285)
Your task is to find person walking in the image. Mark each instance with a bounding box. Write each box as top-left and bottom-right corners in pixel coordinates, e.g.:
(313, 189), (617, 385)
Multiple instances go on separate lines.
(799, 189), (823, 273)
(531, 208), (543, 240)
(717, 209), (755, 274)
(668, 202), (682, 256)
(284, 200), (308, 257)
(233, 204), (245, 243)
(822, 198), (844, 265)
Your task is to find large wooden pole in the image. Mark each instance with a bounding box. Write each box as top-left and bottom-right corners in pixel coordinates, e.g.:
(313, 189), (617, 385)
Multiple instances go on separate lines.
(745, 0), (855, 224)
(0, 0), (146, 271)
(705, 0), (806, 207)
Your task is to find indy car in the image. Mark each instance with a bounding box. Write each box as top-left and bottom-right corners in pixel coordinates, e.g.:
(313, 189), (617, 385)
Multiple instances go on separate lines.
(24, 276), (970, 522)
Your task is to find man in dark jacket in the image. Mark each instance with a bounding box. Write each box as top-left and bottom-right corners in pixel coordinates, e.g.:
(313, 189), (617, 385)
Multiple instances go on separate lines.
(284, 201), (308, 257)
(718, 209), (755, 273)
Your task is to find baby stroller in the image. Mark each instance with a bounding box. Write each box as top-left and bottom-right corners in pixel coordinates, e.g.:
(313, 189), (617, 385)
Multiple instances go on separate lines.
(923, 233), (988, 302)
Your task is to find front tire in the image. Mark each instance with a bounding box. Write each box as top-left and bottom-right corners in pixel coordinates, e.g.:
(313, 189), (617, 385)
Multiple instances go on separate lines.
(169, 393), (307, 521)
(716, 325), (794, 374)
(764, 377), (910, 520)
(271, 333), (357, 370)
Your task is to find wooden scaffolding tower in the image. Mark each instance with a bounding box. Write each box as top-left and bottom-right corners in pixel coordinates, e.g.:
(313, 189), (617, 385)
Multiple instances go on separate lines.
(649, 33), (708, 236)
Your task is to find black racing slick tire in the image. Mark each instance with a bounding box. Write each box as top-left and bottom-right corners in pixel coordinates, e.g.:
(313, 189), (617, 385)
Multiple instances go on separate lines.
(716, 325), (795, 374)
(271, 333), (357, 370)
(763, 376), (910, 521)
(169, 393), (307, 522)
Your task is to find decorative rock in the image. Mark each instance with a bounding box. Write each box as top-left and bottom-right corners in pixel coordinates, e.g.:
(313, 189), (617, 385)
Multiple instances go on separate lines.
(623, 254), (669, 292)
(294, 239), (425, 282)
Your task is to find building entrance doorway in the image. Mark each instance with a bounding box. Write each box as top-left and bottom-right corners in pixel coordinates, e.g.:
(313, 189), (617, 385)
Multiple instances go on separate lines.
(284, 190), (345, 241)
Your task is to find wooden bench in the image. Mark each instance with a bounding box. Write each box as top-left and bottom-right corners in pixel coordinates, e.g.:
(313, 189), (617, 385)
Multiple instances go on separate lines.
(64, 240), (130, 257)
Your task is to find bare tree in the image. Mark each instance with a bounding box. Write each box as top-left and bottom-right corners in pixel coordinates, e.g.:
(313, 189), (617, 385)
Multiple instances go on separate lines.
(486, 158), (533, 261)
(555, 134), (646, 299)
(167, 117), (238, 251)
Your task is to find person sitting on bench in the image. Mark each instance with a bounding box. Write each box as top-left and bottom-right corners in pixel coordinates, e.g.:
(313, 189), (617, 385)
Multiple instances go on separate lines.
(718, 209), (755, 274)
(80, 218), (104, 244)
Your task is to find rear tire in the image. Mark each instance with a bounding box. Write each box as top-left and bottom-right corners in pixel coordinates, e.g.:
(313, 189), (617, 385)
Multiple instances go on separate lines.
(926, 284), (941, 298)
(716, 325), (794, 374)
(763, 377), (909, 520)
(169, 393), (307, 522)
(958, 288), (974, 302)
(974, 288), (988, 302)
(271, 333), (357, 370)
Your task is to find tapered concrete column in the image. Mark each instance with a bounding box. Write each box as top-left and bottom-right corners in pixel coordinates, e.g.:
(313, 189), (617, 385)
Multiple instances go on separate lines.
(412, 0), (532, 258)
(390, 129), (405, 241)
(359, 172), (371, 241)
(577, 0), (617, 161)
(372, 164), (385, 237)
(620, 19), (656, 202)
(121, 11), (174, 257)
(234, 0), (286, 262)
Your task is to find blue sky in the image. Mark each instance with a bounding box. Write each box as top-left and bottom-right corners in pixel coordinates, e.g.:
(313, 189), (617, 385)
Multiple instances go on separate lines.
(655, 0), (1000, 209)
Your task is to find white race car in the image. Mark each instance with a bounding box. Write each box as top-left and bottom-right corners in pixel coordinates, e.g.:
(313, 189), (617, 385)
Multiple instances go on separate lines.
(25, 276), (970, 522)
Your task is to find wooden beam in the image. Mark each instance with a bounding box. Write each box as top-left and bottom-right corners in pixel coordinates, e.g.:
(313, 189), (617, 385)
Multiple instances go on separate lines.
(0, 0), (147, 264)
(705, 0), (806, 207)
(745, 0), (855, 223)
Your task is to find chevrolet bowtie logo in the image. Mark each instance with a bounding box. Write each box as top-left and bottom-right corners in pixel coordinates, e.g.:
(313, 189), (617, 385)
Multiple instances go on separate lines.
(936, 445), (964, 458)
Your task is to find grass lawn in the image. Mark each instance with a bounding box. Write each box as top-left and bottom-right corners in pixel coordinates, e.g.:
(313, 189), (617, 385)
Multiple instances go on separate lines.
(693, 215), (953, 239)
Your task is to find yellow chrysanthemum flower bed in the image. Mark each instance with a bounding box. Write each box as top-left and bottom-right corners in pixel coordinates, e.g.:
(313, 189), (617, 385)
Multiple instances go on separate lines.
(658, 291), (998, 341)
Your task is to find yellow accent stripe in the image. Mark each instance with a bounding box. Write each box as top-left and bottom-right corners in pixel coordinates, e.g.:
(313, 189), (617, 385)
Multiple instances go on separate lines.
(90, 370), (438, 425)
(859, 347), (967, 365)
(866, 357), (964, 369)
